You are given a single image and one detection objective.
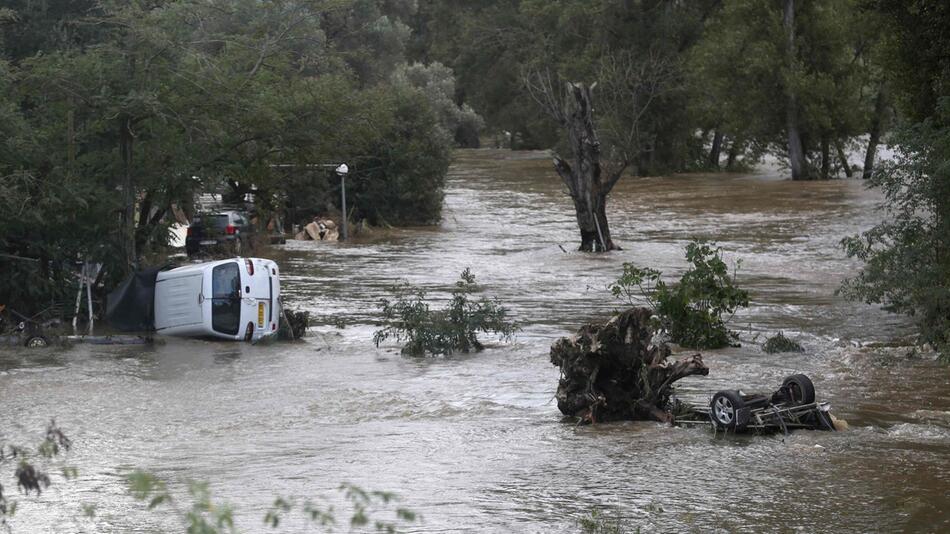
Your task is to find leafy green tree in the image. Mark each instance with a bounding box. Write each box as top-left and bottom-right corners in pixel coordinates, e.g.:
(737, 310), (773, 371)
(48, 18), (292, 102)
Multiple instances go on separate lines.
(842, 1), (950, 358)
(689, 0), (870, 179)
(841, 107), (950, 357)
(393, 62), (484, 147)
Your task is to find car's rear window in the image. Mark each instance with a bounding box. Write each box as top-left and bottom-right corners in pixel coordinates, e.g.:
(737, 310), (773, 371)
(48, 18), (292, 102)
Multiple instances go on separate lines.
(211, 262), (241, 335)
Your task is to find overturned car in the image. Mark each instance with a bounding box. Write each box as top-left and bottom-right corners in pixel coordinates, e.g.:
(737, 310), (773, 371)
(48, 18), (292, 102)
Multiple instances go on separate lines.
(677, 374), (838, 433)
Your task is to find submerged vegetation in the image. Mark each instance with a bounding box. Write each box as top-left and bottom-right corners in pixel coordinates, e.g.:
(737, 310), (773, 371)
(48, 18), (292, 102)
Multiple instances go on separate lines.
(374, 269), (517, 356)
(762, 332), (806, 354)
(610, 240), (749, 349)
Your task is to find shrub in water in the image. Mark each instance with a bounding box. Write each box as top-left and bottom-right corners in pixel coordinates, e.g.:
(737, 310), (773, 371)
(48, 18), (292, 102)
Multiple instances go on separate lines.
(609, 240), (748, 349)
(762, 332), (805, 354)
(374, 269), (517, 356)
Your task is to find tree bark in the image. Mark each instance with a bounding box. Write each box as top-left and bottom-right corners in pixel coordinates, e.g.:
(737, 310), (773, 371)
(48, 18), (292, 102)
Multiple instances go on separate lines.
(550, 307), (709, 424)
(119, 116), (136, 271)
(820, 136), (830, 179)
(783, 0), (809, 180)
(708, 129), (724, 169)
(863, 87), (887, 180)
(550, 83), (624, 252)
(835, 141), (853, 178)
(726, 138), (741, 170)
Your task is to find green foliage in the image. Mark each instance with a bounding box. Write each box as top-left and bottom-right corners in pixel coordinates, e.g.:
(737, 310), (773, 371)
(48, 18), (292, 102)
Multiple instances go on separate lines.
(762, 332), (805, 354)
(374, 269), (518, 356)
(412, 0), (717, 169)
(688, 0), (872, 176)
(130, 472), (416, 533)
(3, 422), (416, 532)
(1, 421), (74, 528)
(841, 101), (950, 358)
(610, 240), (749, 349)
(867, 0), (950, 124)
(393, 62), (485, 147)
(0, 1), (456, 313)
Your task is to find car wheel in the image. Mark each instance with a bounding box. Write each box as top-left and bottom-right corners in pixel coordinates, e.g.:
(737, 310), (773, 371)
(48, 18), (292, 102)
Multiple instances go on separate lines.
(25, 335), (49, 348)
(711, 390), (746, 431)
(782, 374), (816, 405)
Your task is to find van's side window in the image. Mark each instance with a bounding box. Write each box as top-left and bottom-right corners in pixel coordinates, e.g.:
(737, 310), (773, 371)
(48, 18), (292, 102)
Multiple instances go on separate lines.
(211, 262), (241, 335)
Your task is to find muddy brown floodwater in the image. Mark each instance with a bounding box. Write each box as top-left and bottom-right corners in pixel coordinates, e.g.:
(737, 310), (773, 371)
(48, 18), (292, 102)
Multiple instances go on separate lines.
(2, 149), (949, 533)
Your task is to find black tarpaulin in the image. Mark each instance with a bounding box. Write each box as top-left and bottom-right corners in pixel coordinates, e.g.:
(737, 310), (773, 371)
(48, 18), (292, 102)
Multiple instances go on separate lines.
(105, 268), (163, 332)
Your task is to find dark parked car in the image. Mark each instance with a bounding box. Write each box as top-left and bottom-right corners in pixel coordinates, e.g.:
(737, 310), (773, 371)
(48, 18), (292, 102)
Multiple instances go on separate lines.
(185, 210), (255, 256)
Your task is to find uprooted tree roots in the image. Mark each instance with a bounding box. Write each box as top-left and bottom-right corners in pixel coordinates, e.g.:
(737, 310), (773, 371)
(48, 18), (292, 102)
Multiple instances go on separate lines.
(550, 307), (709, 424)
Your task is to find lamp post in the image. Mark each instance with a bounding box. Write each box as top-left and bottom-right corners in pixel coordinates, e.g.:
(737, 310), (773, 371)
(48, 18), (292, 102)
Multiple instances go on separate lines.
(336, 163), (349, 241)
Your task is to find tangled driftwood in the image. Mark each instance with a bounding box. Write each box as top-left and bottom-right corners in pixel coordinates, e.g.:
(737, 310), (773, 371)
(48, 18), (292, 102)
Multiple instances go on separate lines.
(550, 307), (709, 424)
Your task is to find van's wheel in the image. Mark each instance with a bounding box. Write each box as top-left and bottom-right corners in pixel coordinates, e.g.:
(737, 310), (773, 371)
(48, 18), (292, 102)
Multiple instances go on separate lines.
(711, 390), (746, 431)
(25, 335), (49, 348)
(782, 374), (816, 405)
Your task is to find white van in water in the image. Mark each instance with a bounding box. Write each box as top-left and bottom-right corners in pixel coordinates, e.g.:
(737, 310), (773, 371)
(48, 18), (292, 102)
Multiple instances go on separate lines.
(154, 258), (281, 341)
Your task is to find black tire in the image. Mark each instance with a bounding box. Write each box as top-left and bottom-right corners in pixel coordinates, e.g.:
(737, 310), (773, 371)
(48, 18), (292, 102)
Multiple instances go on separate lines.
(711, 390), (747, 431)
(782, 374), (816, 405)
(25, 335), (49, 348)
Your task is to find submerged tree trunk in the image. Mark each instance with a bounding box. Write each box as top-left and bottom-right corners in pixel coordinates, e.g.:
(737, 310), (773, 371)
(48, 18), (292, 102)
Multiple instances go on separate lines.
(820, 136), (831, 179)
(863, 87), (887, 180)
(550, 307), (709, 424)
(549, 83), (625, 252)
(708, 129), (724, 169)
(835, 141), (853, 178)
(726, 139), (741, 170)
(783, 0), (809, 180)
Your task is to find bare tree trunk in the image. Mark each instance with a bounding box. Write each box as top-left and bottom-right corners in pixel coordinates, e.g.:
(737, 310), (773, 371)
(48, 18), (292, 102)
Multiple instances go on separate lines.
(835, 141), (853, 178)
(726, 138), (741, 170)
(119, 116), (136, 271)
(820, 136), (830, 179)
(549, 83), (625, 252)
(863, 87), (887, 180)
(783, 0), (809, 180)
(708, 129), (724, 169)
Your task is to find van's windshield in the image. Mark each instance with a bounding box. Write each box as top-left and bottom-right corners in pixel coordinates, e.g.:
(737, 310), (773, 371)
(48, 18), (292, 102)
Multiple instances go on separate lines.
(211, 262), (241, 335)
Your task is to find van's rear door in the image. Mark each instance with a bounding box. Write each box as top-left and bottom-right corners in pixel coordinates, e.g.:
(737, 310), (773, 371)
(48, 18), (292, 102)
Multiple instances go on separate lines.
(154, 273), (204, 330)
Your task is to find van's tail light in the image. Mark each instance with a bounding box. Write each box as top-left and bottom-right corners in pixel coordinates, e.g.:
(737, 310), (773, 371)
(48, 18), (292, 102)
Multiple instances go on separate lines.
(225, 224), (237, 235)
(245, 259), (254, 275)
(186, 227), (193, 236)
